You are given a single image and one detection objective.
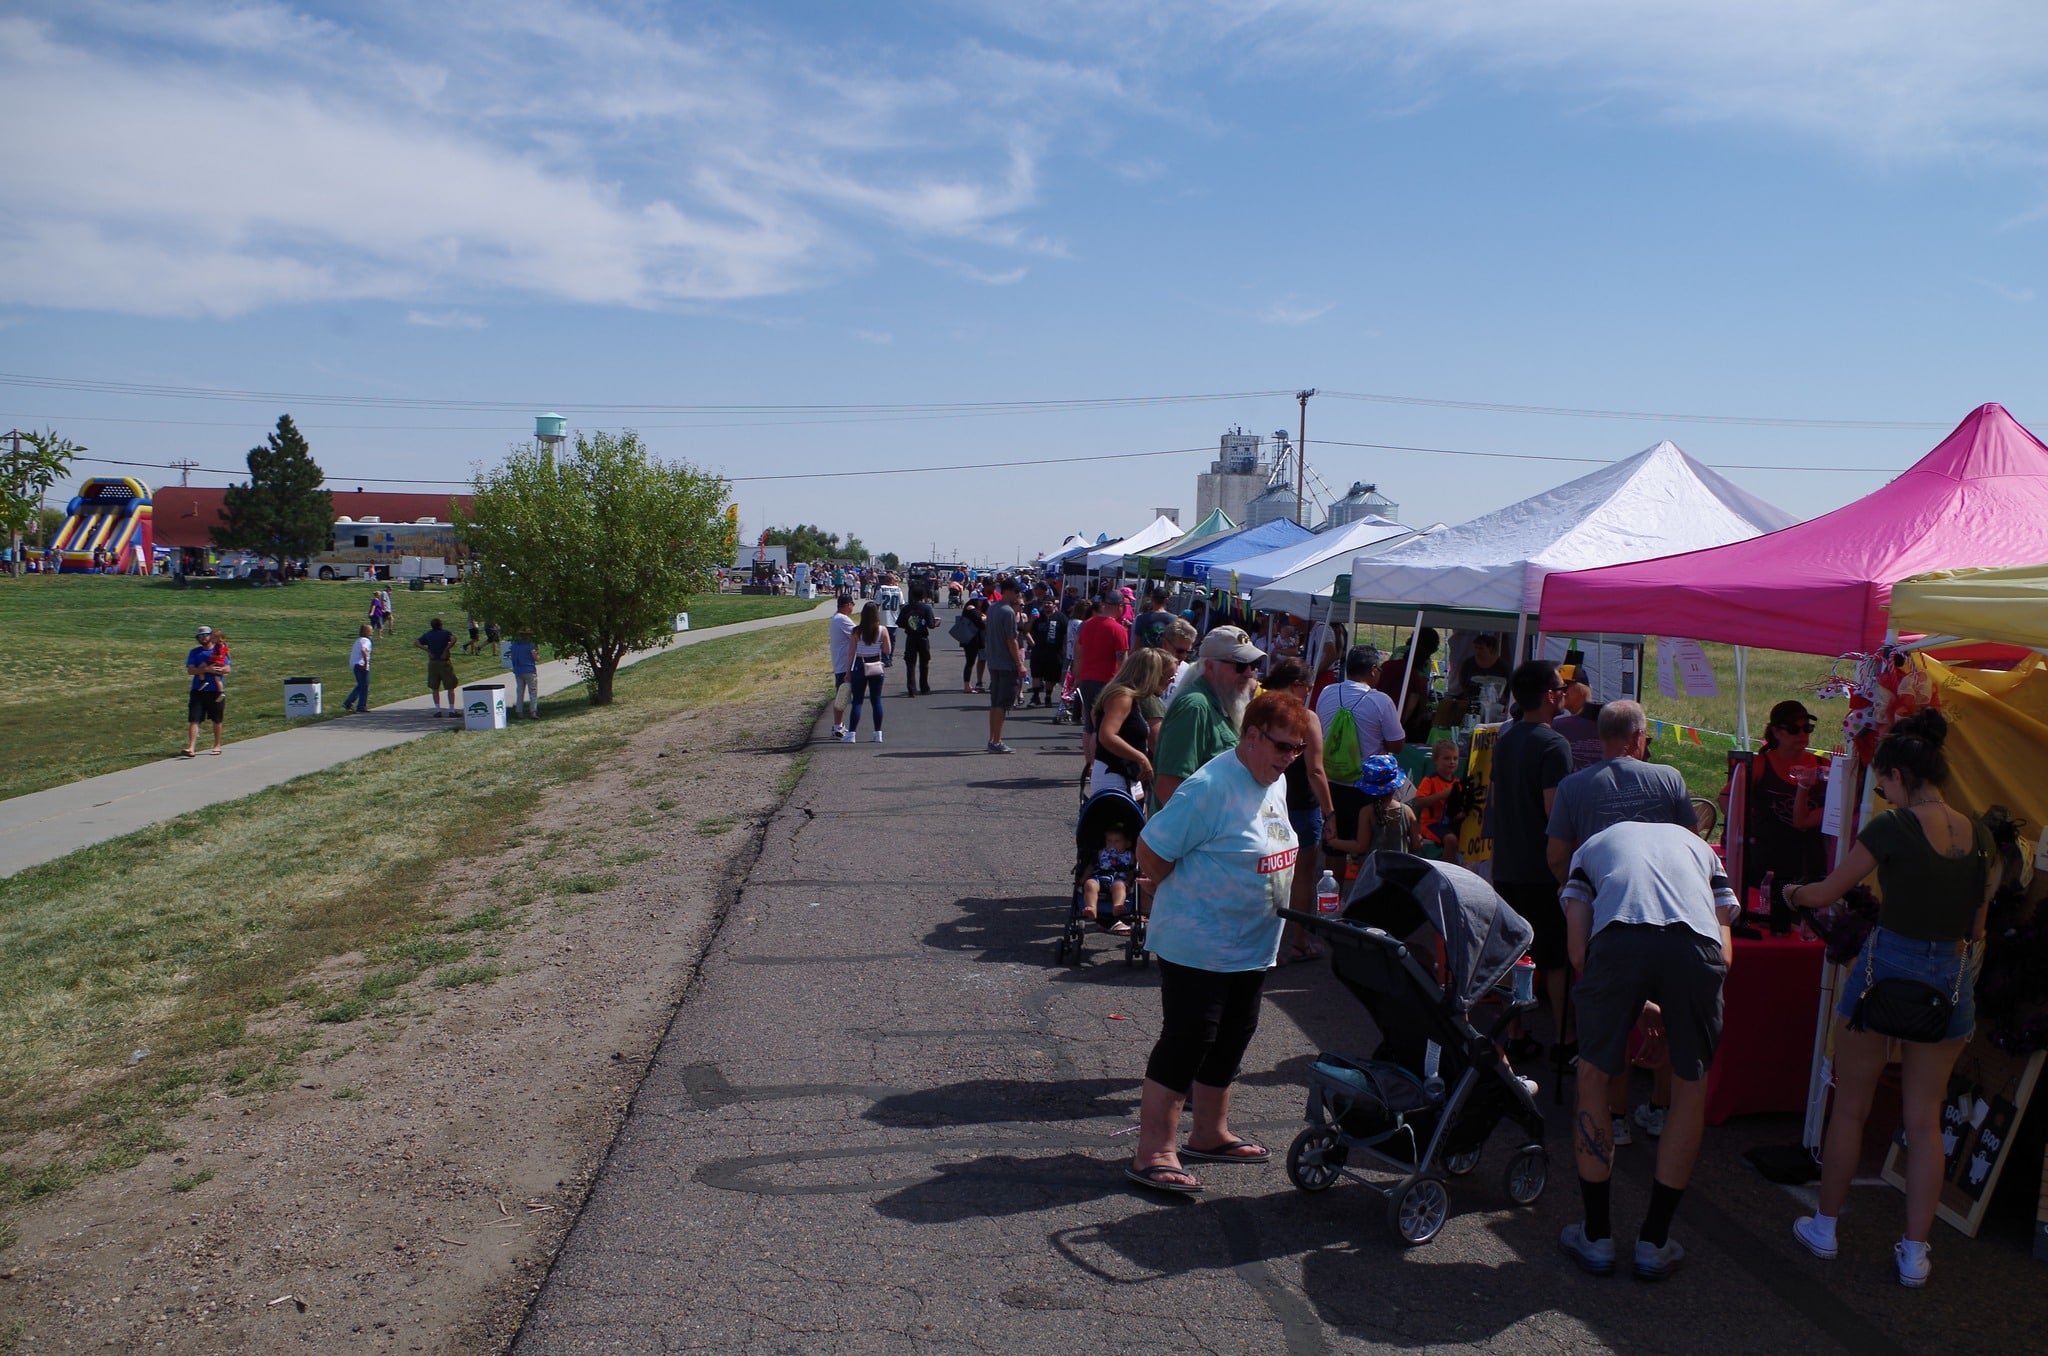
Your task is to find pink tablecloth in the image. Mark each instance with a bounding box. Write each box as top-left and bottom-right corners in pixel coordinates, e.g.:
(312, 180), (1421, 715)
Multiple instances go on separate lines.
(1704, 933), (1825, 1125)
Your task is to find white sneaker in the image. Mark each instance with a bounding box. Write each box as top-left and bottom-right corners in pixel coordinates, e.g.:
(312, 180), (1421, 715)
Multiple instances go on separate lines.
(1515, 1075), (1539, 1098)
(1631, 1103), (1666, 1138)
(1792, 1215), (1838, 1260)
(872, 730), (884, 743)
(1611, 1114), (1633, 1148)
(830, 723), (845, 739)
(1895, 1239), (1931, 1287)
(840, 730), (856, 744)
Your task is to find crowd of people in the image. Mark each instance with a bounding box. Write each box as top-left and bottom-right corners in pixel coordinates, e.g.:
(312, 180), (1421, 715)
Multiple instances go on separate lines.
(818, 568), (1990, 1290)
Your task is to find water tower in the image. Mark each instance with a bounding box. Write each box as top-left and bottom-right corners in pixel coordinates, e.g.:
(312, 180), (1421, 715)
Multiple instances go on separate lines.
(535, 413), (566, 461)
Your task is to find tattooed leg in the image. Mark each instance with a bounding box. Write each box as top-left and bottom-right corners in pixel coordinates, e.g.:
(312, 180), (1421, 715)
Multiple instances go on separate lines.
(1574, 1058), (1615, 1183)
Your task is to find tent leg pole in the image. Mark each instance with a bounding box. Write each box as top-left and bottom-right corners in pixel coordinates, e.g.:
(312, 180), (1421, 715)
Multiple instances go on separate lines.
(1395, 607), (1422, 718)
(1512, 612), (1528, 667)
(1735, 645), (1750, 747)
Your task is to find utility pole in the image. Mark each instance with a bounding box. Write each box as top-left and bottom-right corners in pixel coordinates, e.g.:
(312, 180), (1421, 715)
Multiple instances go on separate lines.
(168, 458), (201, 487)
(1294, 389), (1315, 523)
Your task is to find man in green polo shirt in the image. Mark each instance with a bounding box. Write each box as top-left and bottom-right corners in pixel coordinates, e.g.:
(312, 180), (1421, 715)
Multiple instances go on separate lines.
(1153, 625), (1266, 808)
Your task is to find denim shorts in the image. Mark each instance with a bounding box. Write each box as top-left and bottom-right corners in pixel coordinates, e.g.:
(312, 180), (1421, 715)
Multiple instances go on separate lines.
(1288, 806), (1323, 849)
(1837, 927), (1976, 1042)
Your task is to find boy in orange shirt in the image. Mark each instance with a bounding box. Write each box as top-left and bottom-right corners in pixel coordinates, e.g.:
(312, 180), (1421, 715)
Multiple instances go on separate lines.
(1413, 739), (1462, 858)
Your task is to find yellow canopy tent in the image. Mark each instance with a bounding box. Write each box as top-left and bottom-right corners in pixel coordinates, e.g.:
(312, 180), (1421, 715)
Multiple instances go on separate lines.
(1917, 653), (2048, 840)
(1889, 563), (2048, 652)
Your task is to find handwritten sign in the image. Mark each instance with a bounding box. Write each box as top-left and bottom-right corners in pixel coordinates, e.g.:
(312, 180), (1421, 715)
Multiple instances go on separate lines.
(1657, 638), (1719, 698)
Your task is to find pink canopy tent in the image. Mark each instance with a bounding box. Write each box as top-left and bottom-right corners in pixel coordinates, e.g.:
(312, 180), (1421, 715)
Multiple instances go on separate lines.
(1539, 403), (2048, 656)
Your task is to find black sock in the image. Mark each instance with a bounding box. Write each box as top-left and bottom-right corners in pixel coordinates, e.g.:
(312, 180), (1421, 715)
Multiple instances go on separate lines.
(1579, 1176), (1611, 1241)
(1641, 1180), (1685, 1247)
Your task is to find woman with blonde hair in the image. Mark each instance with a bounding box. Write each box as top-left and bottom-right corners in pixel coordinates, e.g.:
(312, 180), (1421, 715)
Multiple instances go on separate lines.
(1091, 646), (1179, 800)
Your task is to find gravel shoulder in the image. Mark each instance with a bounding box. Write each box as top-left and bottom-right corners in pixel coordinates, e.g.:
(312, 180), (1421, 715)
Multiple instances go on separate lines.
(0, 689), (816, 1353)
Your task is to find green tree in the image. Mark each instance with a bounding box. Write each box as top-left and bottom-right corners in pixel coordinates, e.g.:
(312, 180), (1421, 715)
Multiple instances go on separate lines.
(763, 523), (840, 562)
(876, 551), (901, 572)
(213, 415), (333, 562)
(456, 430), (730, 705)
(0, 428), (81, 576)
(842, 535), (870, 564)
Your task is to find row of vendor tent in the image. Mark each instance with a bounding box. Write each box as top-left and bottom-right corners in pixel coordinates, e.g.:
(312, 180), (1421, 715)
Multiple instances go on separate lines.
(1539, 403), (2048, 656)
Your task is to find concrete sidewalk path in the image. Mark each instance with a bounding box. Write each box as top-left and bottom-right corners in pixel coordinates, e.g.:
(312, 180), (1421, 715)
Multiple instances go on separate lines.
(0, 601), (828, 877)
(511, 628), (2031, 1355)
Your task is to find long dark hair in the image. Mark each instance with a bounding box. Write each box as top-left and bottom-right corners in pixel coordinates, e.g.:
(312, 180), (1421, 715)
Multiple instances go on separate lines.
(858, 603), (882, 644)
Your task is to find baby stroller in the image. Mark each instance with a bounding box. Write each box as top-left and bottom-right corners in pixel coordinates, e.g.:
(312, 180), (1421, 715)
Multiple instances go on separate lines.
(1058, 789), (1149, 966)
(1278, 851), (1548, 1245)
(1051, 672), (1084, 726)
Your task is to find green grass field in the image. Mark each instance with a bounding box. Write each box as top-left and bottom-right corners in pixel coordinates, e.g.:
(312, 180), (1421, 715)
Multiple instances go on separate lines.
(1350, 624), (1846, 798)
(0, 620), (828, 1210)
(0, 576), (814, 800)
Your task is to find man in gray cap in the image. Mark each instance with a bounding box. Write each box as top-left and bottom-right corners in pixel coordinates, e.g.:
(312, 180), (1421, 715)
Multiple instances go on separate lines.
(1152, 625), (1265, 808)
(182, 625), (230, 757)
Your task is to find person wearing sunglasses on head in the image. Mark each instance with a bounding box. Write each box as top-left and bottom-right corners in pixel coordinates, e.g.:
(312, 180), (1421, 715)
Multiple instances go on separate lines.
(1124, 691), (1310, 1195)
(1737, 699), (1828, 897)
(1152, 626), (1267, 809)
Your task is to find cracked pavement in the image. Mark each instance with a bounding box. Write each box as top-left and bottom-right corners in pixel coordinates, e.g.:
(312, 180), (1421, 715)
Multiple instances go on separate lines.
(513, 640), (2039, 1355)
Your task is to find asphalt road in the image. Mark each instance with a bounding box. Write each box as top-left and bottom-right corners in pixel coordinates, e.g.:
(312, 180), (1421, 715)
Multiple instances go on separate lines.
(514, 626), (2036, 1355)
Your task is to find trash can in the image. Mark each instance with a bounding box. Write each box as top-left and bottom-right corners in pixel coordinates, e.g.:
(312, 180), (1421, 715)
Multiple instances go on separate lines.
(462, 683), (507, 731)
(408, 577), (426, 592)
(283, 677), (322, 718)
(673, 611), (690, 632)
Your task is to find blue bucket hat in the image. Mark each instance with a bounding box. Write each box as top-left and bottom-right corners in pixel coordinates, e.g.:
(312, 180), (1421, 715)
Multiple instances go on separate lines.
(1357, 753), (1404, 797)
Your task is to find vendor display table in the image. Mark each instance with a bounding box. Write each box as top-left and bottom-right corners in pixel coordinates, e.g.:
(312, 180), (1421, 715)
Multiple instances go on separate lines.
(1704, 933), (1825, 1125)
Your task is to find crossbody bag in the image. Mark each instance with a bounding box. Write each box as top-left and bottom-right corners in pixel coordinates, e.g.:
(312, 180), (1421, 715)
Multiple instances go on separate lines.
(1847, 928), (1968, 1043)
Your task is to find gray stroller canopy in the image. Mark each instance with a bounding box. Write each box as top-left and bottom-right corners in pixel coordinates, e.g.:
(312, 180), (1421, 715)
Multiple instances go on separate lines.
(1349, 852), (1534, 1013)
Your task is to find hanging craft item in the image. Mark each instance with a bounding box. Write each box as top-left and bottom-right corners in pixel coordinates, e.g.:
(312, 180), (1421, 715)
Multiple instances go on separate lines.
(1842, 643), (1938, 762)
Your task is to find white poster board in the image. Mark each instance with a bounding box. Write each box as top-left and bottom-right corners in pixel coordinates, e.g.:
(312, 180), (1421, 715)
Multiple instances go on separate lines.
(1658, 638), (1718, 698)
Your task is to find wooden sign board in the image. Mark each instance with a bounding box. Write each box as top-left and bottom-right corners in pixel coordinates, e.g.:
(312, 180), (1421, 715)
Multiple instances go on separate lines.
(1884, 1046), (2045, 1238)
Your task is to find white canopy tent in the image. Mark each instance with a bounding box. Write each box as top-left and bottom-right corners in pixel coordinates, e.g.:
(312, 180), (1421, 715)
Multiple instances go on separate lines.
(1083, 515), (1184, 571)
(1348, 441), (1794, 620)
(1227, 517), (1412, 591)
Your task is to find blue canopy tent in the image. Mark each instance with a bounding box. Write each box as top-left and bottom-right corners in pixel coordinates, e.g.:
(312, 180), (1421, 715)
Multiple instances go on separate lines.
(1167, 518), (1316, 583)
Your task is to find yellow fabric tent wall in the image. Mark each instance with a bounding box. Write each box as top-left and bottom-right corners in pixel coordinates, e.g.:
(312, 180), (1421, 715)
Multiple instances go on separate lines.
(1919, 653), (2048, 836)
(1890, 564), (2048, 653)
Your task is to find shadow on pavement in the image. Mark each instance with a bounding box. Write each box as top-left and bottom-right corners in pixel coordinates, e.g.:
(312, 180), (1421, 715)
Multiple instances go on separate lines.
(872, 1152), (1128, 1224)
(864, 1077), (1139, 1128)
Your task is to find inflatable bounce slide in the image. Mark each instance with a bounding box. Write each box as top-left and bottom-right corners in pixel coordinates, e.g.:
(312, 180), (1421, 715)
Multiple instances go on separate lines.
(48, 477), (154, 573)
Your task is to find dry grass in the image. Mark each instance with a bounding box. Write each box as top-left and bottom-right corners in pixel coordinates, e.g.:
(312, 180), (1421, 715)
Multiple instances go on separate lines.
(0, 620), (826, 1209)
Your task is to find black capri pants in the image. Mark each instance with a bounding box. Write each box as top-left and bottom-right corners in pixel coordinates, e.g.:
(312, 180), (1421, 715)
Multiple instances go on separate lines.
(1144, 958), (1268, 1095)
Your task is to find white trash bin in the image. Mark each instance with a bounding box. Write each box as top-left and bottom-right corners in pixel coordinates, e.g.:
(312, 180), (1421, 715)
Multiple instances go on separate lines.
(283, 677), (322, 718)
(462, 683), (507, 731)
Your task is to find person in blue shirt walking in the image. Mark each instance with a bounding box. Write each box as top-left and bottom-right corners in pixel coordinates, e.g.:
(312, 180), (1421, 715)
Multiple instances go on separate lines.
(506, 630), (542, 719)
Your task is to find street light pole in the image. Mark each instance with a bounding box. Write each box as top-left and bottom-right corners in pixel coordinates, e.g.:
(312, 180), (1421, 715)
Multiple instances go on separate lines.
(1294, 389), (1315, 523)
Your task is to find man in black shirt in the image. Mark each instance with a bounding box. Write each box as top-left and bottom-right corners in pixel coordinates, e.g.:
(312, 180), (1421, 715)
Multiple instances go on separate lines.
(897, 587), (937, 695)
(1490, 659), (1574, 1054)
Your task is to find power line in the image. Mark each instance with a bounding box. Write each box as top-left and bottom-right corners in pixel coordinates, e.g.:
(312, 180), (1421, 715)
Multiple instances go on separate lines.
(1321, 389), (1948, 430)
(1313, 438), (1900, 474)
(0, 371), (1290, 416)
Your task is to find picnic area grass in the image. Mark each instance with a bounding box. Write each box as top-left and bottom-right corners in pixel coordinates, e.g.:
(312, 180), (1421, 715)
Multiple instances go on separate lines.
(0, 575), (814, 800)
(0, 619), (828, 1215)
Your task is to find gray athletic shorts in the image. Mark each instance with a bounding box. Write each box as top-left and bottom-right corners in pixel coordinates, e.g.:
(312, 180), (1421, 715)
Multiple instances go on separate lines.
(1574, 923), (1727, 1082)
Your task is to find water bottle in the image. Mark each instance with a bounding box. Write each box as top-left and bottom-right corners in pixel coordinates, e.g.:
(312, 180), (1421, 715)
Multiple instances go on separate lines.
(1511, 956), (1535, 1005)
(1423, 1040), (1445, 1100)
(1315, 869), (1341, 919)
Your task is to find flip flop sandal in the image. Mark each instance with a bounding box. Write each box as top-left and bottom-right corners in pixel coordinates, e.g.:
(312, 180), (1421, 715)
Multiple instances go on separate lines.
(1181, 1139), (1271, 1164)
(1107, 921), (1132, 935)
(1125, 1162), (1203, 1194)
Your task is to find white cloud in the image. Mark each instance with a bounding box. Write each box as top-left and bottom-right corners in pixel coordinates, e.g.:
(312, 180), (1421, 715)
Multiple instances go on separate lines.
(988, 1), (2048, 162)
(1260, 300), (1333, 326)
(406, 309), (486, 328)
(853, 329), (894, 345)
(926, 257), (1031, 286)
(0, 4), (1118, 315)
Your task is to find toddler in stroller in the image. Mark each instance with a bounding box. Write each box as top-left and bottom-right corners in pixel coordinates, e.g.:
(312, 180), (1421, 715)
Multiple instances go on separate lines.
(1058, 789), (1150, 966)
(1279, 851), (1549, 1245)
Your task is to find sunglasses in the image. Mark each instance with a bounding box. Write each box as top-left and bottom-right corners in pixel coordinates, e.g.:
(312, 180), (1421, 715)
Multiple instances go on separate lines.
(1778, 721), (1817, 734)
(1545, 683), (1569, 694)
(1256, 727), (1307, 757)
(1232, 660), (1258, 673)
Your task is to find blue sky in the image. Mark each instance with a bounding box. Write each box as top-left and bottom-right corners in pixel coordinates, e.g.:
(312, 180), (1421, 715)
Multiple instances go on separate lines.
(3, 1), (2045, 563)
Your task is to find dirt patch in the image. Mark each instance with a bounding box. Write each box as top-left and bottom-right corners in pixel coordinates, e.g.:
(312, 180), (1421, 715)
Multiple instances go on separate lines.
(0, 691), (817, 1353)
